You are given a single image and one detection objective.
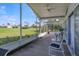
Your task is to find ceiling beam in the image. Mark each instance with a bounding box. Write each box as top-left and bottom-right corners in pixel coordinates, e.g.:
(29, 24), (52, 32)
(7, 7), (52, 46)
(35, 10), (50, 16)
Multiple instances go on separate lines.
(40, 16), (65, 19)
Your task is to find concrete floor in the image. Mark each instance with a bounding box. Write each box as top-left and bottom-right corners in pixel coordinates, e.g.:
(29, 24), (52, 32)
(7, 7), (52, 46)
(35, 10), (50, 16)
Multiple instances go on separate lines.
(9, 32), (71, 56)
(9, 32), (54, 56)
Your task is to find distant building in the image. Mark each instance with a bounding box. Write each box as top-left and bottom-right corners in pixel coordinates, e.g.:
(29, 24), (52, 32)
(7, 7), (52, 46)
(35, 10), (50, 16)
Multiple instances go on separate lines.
(7, 25), (12, 28)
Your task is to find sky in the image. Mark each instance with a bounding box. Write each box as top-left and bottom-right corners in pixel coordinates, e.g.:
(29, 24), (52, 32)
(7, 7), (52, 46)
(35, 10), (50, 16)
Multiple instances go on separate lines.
(0, 3), (37, 26)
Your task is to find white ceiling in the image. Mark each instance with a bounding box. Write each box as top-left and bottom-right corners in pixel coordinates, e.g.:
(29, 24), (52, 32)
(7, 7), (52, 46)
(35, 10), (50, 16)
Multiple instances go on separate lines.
(29, 3), (69, 19)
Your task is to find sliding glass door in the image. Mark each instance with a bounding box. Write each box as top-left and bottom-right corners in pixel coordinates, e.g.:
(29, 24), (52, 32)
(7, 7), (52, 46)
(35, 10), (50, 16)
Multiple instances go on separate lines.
(74, 6), (79, 55)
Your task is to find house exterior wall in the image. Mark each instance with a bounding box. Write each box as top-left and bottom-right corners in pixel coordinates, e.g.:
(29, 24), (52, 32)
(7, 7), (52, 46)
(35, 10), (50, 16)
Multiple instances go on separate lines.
(65, 3), (79, 55)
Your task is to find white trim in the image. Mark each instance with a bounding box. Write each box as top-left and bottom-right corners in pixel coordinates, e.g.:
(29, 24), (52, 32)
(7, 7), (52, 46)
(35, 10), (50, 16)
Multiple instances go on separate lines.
(66, 42), (74, 56)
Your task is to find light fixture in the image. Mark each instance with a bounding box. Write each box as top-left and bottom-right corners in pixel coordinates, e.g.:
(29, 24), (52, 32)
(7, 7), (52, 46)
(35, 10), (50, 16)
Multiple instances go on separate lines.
(46, 4), (55, 12)
(55, 19), (59, 22)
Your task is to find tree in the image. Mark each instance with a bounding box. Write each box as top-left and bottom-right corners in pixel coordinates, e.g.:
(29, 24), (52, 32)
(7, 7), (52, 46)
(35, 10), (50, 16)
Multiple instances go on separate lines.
(31, 24), (37, 28)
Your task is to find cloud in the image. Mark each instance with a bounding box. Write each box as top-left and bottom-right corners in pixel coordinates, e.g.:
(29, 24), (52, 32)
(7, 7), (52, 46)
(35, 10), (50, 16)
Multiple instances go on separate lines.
(0, 6), (6, 10)
(8, 18), (16, 21)
(0, 6), (6, 14)
(0, 15), (20, 26)
(8, 16), (17, 22)
(0, 15), (17, 23)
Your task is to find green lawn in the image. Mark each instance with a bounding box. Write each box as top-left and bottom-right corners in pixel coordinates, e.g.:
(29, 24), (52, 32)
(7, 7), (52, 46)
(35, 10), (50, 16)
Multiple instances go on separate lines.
(0, 28), (38, 45)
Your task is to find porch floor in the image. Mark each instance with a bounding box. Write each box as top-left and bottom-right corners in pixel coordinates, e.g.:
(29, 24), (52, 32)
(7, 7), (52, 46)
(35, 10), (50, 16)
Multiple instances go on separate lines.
(8, 32), (71, 56)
